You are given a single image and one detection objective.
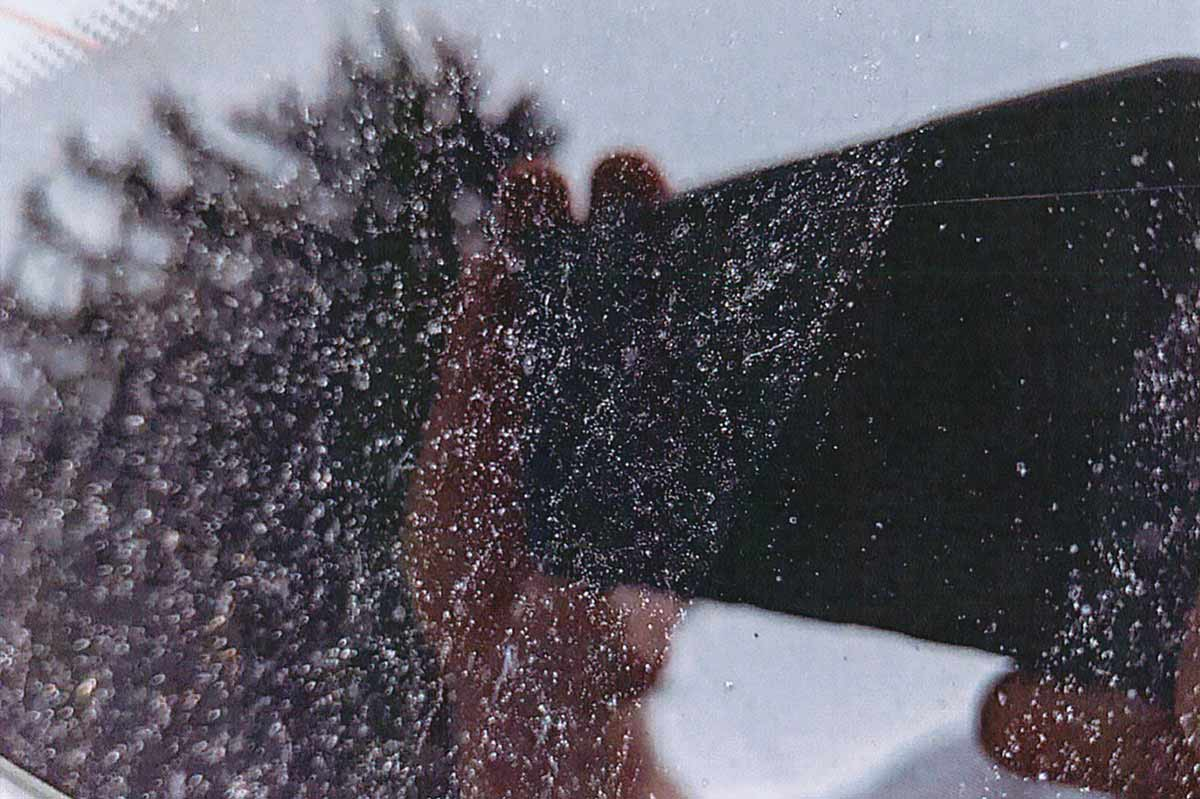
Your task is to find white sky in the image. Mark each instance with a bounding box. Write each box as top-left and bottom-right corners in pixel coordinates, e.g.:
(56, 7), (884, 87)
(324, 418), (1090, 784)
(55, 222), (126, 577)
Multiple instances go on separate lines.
(2, 1), (1199, 201)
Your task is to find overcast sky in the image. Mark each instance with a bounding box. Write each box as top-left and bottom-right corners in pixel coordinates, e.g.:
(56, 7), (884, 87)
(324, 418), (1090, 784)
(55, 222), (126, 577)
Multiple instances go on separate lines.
(3, 1), (1199, 202)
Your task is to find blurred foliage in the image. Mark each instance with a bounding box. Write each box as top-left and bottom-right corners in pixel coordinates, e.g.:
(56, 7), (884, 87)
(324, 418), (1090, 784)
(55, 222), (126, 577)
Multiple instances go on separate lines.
(0, 18), (554, 799)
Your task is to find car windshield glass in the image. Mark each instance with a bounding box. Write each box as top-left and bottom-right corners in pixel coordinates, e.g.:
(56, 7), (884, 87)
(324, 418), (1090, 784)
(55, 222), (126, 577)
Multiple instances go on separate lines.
(2, 3), (1199, 798)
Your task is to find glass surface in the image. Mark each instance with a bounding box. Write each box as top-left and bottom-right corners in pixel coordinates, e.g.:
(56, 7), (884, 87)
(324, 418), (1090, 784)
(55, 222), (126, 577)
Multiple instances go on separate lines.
(1, 3), (1199, 798)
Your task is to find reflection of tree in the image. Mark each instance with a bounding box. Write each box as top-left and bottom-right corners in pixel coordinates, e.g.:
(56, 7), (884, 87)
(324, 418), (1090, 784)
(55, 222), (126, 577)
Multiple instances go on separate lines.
(0, 20), (554, 798)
